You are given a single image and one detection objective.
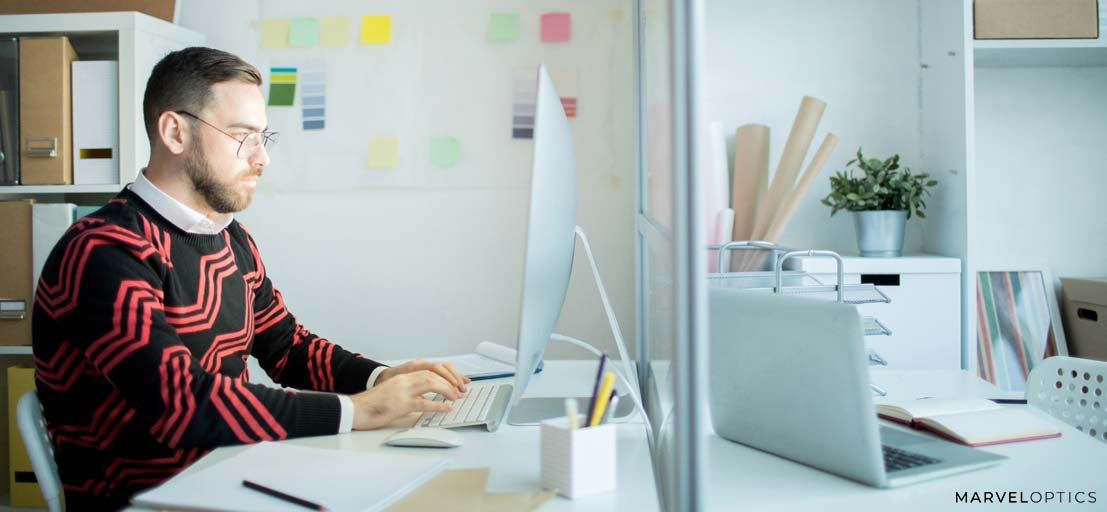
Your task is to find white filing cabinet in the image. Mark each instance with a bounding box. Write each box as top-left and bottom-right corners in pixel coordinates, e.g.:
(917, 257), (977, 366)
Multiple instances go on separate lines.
(793, 254), (961, 370)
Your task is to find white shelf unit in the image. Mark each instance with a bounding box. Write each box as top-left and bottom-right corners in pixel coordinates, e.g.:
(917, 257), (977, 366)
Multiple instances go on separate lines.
(0, 12), (204, 192)
(703, 0), (1106, 376)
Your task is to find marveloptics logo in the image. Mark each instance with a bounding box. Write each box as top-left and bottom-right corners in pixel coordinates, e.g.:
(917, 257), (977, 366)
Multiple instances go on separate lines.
(955, 491), (1097, 505)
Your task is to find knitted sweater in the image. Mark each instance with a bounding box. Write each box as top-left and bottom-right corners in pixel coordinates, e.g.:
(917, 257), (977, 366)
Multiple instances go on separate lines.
(31, 188), (383, 509)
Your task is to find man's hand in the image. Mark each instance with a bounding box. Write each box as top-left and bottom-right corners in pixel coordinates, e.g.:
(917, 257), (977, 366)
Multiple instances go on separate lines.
(349, 370), (463, 430)
(378, 359), (470, 394)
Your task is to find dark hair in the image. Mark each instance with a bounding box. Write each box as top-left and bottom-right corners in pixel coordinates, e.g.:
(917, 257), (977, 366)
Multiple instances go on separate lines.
(142, 47), (262, 142)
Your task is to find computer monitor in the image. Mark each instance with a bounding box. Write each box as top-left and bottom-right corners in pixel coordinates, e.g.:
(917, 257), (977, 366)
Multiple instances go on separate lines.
(510, 64), (577, 408)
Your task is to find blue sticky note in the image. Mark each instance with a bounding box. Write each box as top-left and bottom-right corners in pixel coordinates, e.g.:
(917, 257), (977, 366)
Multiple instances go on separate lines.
(303, 120), (325, 130)
(289, 17), (320, 48)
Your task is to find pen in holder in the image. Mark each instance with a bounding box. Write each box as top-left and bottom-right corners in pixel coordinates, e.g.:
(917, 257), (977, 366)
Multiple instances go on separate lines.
(540, 416), (616, 498)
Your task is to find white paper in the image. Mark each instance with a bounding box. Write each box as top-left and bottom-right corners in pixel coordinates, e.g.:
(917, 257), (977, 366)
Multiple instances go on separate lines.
(426, 342), (517, 377)
(132, 442), (447, 512)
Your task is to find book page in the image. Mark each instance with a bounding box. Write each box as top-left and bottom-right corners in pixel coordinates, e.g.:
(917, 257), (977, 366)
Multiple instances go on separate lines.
(427, 352), (514, 377)
(877, 397), (1001, 421)
(924, 407), (1061, 446)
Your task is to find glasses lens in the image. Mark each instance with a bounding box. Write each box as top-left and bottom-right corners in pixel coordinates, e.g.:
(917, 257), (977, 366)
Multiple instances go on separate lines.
(237, 133), (262, 158)
(263, 132), (279, 149)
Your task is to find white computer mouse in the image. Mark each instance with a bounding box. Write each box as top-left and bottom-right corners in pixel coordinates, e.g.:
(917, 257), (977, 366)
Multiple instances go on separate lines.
(384, 427), (464, 448)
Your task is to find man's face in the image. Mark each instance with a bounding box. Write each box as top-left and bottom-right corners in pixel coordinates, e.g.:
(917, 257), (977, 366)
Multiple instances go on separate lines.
(185, 81), (269, 214)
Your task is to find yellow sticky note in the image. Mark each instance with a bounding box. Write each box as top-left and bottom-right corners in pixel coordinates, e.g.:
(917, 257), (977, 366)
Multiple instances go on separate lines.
(260, 18), (290, 49)
(319, 16), (350, 47)
(360, 15), (392, 45)
(369, 136), (399, 168)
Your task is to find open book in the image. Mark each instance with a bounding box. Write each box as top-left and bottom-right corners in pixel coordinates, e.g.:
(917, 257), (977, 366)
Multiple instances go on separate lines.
(876, 398), (1061, 447)
(424, 341), (543, 381)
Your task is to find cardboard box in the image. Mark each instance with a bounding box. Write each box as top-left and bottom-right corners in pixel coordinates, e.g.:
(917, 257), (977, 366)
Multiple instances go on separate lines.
(1061, 277), (1107, 362)
(0, 0), (176, 23)
(6, 366), (46, 508)
(19, 37), (77, 186)
(975, 0), (1099, 39)
(0, 200), (33, 345)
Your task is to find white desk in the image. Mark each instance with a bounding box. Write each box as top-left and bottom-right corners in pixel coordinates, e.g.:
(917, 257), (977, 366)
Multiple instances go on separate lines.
(129, 361), (658, 511)
(704, 369), (1107, 511)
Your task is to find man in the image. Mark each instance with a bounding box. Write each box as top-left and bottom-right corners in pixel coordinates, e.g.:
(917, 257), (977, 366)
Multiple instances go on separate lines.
(32, 47), (468, 510)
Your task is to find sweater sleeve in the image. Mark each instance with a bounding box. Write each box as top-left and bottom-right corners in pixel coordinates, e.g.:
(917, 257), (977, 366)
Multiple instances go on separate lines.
(241, 231), (386, 394)
(40, 225), (341, 449)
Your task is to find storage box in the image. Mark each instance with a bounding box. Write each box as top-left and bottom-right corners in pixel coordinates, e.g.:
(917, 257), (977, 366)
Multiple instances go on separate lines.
(1061, 277), (1107, 362)
(72, 61), (119, 185)
(19, 37), (77, 185)
(975, 0), (1099, 39)
(794, 254), (962, 370)
(0, 200), (33, 345)
(7, 366), (46, 508)
(0, 1), (177, 23)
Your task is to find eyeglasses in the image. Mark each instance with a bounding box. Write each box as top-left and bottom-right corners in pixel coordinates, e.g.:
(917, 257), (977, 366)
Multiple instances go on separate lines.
(175, 111), (279, 159)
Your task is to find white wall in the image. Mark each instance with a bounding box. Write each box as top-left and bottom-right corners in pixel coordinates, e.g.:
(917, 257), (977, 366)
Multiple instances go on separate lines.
(973, 66), (1107, 279)
(703, 0), (930, 255)
(177, 0), (637, 370)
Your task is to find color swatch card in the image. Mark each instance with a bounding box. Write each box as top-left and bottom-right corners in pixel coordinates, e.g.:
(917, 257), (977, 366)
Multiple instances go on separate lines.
(369, 136), (399, 168)
(319, 16), (351, 47)
(300, 66), (326, 130)
(541, 12), (571, 43)
(267, 67), (297, 107)
(429, 136), (460, 167)
(289, 17), (320, 48)
(550, 70), (579, 118)
(260, 18), (290, 49)
(361, 15), (392, 44)
(487, 13), (521, 43)
(511, 75), (537, 139)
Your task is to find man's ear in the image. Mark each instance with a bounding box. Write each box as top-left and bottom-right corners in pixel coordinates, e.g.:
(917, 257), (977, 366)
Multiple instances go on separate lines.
(156, 111), (191, 156)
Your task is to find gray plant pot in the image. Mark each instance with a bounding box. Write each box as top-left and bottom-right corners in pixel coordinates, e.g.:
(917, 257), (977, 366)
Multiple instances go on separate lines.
(852, 210), (906, 257)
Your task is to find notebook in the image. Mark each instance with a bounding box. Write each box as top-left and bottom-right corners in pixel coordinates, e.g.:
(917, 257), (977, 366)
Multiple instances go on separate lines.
(423, 341), (543, 380)
(132, 442), (447, 512)
(876, 398), (1061, 447)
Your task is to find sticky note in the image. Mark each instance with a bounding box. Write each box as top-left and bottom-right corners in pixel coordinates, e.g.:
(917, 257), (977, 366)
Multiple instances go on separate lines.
(303, 120), (325, 130)
(540, 13), (571, 43)
(319, 16), (350, 47)
(429, 137), (460, 167)
(268, 83), (295, 106)
(360, 15), (392, 45)
(369, 136), (399, 168)
(260, 18), (290, 49)
(288, 17), (320, 48)
(487, 13), (520, 43)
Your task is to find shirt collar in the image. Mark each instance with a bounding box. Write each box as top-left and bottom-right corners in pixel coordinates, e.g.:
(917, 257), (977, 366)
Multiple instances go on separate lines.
(128, 169), (234, 235)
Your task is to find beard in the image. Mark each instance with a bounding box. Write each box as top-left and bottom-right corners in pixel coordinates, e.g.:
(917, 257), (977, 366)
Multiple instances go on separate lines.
(184, 141), (255, 214)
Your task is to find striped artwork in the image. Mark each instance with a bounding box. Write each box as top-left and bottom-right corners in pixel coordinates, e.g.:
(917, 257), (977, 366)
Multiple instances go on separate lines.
(511, 75), (536, 139)
(300, 66), (326, 130)
(267, 67), (297, 107)
(976, 271), (1061, 392)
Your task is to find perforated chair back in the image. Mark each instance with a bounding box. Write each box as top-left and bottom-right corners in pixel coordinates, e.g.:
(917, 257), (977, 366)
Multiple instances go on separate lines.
(16, 391), (62, 512)
(1026, 356), (1107, 445)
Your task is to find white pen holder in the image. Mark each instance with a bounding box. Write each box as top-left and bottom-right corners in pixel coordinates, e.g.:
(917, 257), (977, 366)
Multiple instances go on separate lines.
(540, 416), (616, 498)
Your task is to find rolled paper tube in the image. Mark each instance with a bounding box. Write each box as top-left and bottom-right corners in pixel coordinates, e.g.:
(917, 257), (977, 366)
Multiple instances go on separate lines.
(729, 124), (770, 244)
(762, 133), (840, 243)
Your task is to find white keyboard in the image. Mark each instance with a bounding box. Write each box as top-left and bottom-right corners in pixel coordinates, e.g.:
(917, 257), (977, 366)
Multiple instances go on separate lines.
(417, 382), (513, 431)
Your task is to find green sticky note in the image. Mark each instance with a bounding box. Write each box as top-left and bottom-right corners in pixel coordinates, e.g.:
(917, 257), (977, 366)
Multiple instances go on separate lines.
(429, 137), (460, 167)
(360, 15), (392, 45)
(487, 13), (520, 43)
(319, 16), (350, 47)
(260, 18), (290, 49)
(289, 17), (320, 48)
(369, 136), (399, 168)
(268, 83), (296, 106)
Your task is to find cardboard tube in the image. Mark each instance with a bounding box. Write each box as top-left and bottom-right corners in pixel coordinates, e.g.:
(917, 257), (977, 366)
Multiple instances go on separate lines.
(762, 133), (839, 242)
(750, 96), (826, 243)
(729, 124), (770, 242)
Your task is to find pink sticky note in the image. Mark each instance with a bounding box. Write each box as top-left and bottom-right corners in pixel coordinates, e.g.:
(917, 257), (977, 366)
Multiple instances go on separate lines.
(541, 12), (571, 43)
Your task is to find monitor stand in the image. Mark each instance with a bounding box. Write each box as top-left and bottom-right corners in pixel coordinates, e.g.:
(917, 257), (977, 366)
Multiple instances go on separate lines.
(506, 227), (648, 430)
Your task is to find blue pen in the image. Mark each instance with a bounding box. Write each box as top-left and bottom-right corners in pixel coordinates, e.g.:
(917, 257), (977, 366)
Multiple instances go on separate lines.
(587, 353), (607, 424)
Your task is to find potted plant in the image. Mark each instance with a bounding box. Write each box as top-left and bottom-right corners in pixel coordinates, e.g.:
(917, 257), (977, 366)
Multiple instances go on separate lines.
(821, 148), (938, 257)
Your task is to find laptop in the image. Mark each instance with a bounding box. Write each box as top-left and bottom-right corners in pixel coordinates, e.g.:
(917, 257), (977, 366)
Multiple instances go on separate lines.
(708, 288), (1006, 488)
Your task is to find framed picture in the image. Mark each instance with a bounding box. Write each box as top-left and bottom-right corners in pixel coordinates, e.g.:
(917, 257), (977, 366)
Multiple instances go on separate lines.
(976, 269), (1069, 392)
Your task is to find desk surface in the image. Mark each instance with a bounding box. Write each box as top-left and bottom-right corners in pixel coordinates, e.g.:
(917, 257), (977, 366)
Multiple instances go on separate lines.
(704, 369), (1107, 511)
(129, 361), (658, 512)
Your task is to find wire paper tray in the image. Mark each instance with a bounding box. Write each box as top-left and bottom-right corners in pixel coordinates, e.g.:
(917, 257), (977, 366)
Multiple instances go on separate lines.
(863, 317), (891, 337)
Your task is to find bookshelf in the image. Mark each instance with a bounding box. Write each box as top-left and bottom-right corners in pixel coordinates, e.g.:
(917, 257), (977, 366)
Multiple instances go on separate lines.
(702, 0), (1107, 375)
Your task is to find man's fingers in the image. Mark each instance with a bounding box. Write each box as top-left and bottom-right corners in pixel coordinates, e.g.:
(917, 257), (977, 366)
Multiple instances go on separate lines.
(412, 397), (452, 413)
(438, 363), (468, 392)
(409, 370), (461, 400)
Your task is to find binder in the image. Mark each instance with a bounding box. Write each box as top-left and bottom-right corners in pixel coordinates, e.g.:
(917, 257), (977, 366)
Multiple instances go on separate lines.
(0, 37), (18, 185)
(72, 61), (118, 185)
(19, 37), (77, 185)
(0, 200), (33, 345)
(32, 203), (75, 287)
(7, 365), (46, 508)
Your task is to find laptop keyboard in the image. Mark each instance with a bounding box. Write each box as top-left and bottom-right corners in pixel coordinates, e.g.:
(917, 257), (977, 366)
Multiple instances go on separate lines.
(417, 382), (506, 428)
(882, 445), (941, 472)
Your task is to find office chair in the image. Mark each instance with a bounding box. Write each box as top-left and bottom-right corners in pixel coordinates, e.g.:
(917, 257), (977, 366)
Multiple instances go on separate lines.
(1026, 356), (1107, 445)
(17, 391), (63, 512)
